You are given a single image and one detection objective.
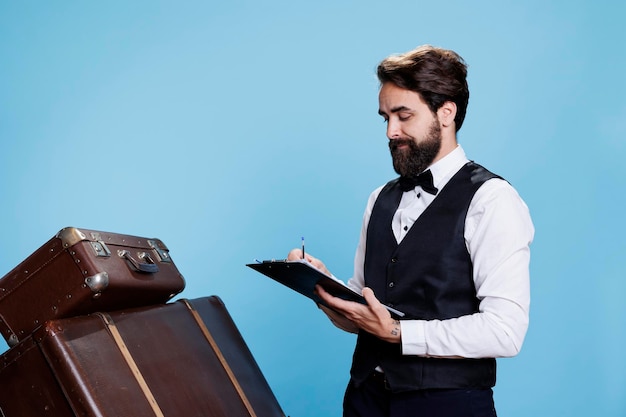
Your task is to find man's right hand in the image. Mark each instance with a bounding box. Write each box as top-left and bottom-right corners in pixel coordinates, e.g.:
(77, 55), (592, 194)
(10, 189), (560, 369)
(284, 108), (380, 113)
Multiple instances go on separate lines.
(286, 249), (332, 276)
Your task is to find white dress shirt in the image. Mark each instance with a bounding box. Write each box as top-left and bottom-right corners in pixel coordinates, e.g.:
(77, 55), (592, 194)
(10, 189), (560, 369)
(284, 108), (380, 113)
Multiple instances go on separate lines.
(345, 145), (534, 358)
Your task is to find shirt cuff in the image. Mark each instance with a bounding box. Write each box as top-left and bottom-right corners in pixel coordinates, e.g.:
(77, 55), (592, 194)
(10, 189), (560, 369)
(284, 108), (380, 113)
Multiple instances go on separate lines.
(400, 320), (427, 355)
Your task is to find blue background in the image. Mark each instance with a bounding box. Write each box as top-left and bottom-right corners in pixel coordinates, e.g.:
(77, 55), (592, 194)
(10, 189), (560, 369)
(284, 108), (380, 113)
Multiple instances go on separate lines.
(1, 1), (624, 416)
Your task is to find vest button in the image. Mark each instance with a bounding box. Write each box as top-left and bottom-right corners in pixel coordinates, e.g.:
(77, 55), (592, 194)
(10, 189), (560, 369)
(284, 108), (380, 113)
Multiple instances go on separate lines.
(388, 282), (395, 288)
(391, 257), (398, 263)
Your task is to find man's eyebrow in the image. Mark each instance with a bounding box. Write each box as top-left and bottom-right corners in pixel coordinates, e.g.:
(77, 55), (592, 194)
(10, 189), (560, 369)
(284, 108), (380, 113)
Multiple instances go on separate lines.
(378, 106), (411, 116)
(390, 106), (411, 113)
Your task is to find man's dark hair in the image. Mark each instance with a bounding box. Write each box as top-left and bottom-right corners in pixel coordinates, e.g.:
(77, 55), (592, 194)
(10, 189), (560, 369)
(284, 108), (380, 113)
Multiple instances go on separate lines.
(377, 45), (469, 131)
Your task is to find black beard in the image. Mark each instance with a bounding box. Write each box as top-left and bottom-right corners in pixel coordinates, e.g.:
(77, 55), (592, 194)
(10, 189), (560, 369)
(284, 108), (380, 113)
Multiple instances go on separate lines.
(389, 120), (442, 177)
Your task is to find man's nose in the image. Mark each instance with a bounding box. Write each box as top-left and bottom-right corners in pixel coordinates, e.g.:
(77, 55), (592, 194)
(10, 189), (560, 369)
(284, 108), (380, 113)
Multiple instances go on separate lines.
(386, 120), (401, 140)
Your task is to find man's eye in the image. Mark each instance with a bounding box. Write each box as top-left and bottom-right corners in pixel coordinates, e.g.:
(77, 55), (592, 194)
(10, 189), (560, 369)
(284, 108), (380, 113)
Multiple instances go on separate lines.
(399, 114), (411, 121)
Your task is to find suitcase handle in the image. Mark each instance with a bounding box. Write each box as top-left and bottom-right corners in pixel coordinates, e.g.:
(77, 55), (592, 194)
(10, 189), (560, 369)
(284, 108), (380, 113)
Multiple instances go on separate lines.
(118, 250), (159, 273)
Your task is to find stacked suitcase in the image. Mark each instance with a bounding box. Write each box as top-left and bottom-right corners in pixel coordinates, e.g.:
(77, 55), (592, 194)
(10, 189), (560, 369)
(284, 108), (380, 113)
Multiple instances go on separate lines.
(0, 227), (285, 417)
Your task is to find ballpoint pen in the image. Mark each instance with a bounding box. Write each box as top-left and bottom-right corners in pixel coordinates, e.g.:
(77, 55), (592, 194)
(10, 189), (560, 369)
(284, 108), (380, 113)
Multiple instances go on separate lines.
(301, 236), (305, 260)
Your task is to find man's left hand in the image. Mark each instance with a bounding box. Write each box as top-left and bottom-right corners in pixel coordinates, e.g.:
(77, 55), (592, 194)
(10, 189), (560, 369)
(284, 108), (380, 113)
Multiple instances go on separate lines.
(315, 285), (401, 343)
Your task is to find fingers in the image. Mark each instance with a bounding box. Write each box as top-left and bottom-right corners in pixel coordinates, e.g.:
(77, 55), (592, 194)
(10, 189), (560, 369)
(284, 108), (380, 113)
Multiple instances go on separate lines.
(316, 285), (370, 319)
(315, 285), (340, 307)
(287, 248), (304, 261)
(362, 287), (388, 315)
(362, 287), (376, 303)
(286, 249), (331, 276)
(316, 285), (398, 342)
(315, 285), (356, 314)
(287, 249), (319, 265)
(308, 258), (331, 276)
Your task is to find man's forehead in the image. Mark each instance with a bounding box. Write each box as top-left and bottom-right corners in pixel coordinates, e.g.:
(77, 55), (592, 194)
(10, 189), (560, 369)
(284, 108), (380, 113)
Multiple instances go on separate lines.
(379, 85), (425, 110)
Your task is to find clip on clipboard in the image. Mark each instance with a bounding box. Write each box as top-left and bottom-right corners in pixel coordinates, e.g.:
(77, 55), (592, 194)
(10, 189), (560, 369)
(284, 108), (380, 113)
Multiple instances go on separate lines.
(246, 259), (405, 318)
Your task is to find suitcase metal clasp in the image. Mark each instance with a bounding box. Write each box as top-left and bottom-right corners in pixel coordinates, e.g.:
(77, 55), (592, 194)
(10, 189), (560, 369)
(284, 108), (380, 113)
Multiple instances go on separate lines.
(89, 241), (111, 258)
(147, 239), (172, 263)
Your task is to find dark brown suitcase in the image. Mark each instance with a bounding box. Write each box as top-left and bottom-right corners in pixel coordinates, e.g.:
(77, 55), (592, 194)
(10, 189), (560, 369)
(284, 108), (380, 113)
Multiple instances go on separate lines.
(0, 296), (286, 417)
(0, 227), (185, 346)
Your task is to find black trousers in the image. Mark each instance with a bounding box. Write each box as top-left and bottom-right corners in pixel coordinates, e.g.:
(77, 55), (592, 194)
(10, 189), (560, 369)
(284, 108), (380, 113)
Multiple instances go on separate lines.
(343, 373), (497, 417)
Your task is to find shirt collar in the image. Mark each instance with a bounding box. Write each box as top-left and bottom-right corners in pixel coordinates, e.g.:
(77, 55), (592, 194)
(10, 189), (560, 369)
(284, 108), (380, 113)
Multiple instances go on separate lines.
(427, 145), (470, 190)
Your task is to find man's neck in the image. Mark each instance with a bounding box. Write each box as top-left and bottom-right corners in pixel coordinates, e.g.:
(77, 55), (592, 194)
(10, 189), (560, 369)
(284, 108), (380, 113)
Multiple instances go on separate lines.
(431, 136), (458, 166)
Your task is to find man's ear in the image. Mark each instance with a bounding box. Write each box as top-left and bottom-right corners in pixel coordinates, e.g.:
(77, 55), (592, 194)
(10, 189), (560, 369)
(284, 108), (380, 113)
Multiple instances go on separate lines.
(438, 101), (457, 128)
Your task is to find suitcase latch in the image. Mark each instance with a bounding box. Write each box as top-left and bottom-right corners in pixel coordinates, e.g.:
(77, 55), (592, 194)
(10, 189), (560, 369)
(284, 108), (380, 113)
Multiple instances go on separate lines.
(147, 239), (172, 263)
(90, 241), (111, 258)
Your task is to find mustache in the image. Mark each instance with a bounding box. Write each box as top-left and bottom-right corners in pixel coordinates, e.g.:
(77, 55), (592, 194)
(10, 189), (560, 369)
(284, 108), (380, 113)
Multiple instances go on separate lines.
(388, 138), (413, 151)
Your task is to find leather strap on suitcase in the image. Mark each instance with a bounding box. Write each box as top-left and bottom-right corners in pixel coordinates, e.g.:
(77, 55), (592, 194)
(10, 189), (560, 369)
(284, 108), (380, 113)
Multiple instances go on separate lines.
(182, 299), (258, 417)
(101, 313), (166, 417)
(103, 301), (260, 417)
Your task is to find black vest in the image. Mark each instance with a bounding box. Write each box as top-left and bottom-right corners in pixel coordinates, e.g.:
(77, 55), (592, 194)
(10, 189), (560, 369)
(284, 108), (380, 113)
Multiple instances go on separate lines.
(350, 162), (500, 392)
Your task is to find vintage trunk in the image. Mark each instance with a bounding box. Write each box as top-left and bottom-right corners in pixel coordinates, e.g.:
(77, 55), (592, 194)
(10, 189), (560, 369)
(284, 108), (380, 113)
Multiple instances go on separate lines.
(0, 227), (185, 346)
(0, 296), (285, 417)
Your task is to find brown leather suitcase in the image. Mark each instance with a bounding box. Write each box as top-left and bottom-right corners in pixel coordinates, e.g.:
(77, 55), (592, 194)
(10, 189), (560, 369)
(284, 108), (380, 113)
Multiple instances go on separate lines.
(0, 227), (185, 346)
(0, 296), (286, 417)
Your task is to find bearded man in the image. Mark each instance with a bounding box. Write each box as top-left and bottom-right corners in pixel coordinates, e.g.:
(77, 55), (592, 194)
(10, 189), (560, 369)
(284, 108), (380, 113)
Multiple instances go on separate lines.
(288, 45), (534, 417)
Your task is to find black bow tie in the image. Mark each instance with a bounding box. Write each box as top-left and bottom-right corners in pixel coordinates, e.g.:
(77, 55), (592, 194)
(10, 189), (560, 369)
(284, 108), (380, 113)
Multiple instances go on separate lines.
(398, 170), (438, 194)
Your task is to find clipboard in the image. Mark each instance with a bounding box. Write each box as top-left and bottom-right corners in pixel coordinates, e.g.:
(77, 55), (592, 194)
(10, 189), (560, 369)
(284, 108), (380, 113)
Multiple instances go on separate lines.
(246, 259), (405, 318)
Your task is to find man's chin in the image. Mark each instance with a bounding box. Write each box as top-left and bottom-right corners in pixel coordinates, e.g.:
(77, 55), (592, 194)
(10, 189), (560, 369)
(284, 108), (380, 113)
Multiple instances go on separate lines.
(391, 147), (410, 159)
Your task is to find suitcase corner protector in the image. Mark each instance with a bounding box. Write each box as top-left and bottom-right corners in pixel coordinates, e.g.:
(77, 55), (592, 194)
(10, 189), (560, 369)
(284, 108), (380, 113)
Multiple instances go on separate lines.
(56, 227), (87, 247)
